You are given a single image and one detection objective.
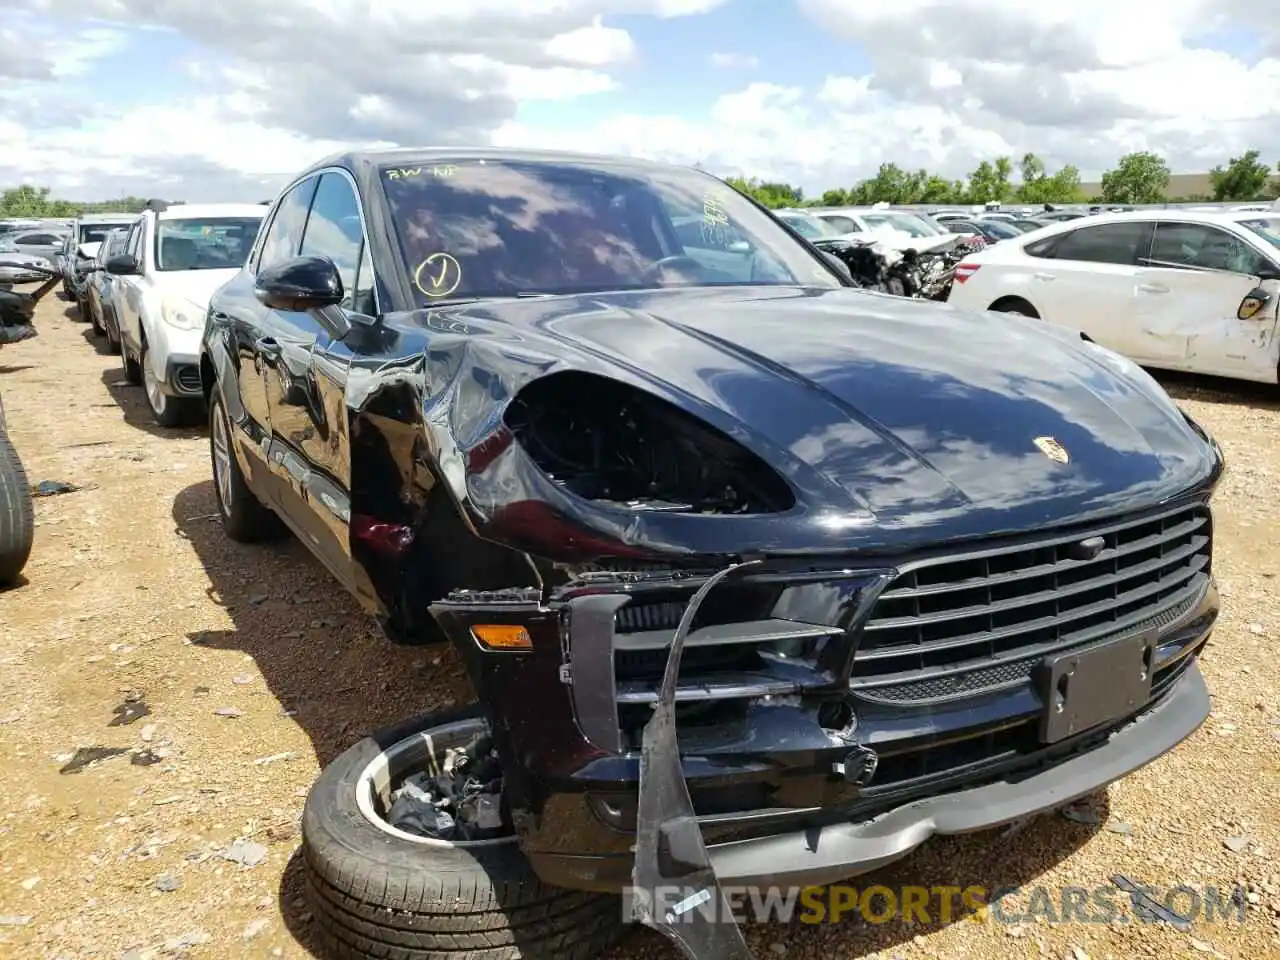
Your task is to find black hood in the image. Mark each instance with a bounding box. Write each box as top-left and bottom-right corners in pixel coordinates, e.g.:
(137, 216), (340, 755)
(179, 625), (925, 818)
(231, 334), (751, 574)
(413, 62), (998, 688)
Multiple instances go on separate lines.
(420, 286), (1219, 552)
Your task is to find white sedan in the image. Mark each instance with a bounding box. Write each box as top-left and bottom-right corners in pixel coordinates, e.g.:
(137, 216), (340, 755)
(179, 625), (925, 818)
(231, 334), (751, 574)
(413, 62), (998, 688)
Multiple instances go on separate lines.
(946, 209), (1280, 385)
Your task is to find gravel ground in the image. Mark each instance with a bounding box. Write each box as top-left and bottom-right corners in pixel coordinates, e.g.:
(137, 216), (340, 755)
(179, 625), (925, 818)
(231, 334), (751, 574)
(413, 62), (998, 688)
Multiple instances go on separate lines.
(1, 297), (1278, 960)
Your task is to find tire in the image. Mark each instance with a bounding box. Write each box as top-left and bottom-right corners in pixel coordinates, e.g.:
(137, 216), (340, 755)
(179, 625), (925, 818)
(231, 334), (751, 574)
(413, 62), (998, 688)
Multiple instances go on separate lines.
(103, 306), (122, 354)
(89, 299), (105, 336)
(0, 423), (35, 586)
(122, 342), (143, 385)
(208, 391), (284, 542)
(302, 705), (627, 960)
(141, 342), (199, 428)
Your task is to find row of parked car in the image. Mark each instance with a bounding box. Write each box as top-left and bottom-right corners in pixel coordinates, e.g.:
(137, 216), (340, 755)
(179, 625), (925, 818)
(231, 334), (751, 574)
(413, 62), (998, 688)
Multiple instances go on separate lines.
(1, 203), (268, 424)
(763, 201), (1280, 386)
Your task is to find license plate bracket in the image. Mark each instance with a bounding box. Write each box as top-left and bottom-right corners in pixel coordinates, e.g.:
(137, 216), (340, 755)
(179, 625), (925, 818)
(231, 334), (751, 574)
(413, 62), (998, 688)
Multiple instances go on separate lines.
(1038, 631), (1158, 744)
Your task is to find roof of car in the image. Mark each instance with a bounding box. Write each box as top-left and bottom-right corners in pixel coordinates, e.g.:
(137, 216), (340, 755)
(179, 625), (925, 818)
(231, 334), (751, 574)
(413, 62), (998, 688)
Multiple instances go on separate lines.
(1033, 209), (1274, 232)
(155, 203), (268, 220)
(77, 213), (138, 223)
(305, 146), (684, 179)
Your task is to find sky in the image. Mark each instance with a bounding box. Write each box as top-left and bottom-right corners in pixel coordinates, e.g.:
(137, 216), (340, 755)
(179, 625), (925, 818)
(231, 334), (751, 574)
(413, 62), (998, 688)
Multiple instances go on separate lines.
(1, 0), (1278, 203)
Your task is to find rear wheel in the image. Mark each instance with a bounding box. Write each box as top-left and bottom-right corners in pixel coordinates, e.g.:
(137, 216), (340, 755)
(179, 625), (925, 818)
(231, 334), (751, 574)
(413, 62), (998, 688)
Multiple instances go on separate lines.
(89, 299), (105, 336)
(0, 422), (34, 586)
(103, 306), (121, 354)
(302, 705), (627, 960)
(122, 341), (143, 385)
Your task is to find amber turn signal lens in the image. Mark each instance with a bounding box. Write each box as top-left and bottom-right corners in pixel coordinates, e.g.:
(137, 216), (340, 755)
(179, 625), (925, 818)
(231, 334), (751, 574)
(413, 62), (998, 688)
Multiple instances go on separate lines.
(1239, 297), (1265, 320)
(471, 624), (533, 650)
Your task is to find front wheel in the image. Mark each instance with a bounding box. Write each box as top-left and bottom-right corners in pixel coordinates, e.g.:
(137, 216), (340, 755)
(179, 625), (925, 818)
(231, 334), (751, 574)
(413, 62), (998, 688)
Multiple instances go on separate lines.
(208, 392), (284, 542)
(301, 705), (626, 960)
(141, 343), (200, 427)
(0, 422), (35, 586)
(89, 300), (105, 336)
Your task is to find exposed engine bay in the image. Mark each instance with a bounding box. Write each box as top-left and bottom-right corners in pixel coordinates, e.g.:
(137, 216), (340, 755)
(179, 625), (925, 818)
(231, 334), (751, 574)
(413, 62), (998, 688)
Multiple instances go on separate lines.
(504, 371), (796, 515)
(815, 236), (980, 301)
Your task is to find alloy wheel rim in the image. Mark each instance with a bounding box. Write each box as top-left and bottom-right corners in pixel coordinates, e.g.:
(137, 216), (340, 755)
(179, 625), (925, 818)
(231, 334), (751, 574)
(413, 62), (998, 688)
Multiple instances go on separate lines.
(354, 716), (516, 848)
(212, 405), (232, 516)
(142, 352), (166, 415)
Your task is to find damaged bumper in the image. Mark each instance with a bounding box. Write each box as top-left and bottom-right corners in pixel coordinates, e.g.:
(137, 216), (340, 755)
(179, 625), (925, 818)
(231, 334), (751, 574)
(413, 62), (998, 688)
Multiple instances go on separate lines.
(429, 495), (1217, 954)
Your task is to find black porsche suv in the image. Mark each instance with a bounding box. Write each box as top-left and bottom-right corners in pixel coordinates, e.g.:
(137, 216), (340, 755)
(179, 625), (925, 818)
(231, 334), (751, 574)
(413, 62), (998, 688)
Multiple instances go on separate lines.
(199, 148), (1223, 960)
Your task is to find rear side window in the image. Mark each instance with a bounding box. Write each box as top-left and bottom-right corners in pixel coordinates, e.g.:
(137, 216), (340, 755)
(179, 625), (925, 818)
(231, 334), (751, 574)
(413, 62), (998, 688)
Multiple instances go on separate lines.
(1148, 222), (1270, 276)
(820, 215), (860, 233)
(1046, 222), (1149, 265)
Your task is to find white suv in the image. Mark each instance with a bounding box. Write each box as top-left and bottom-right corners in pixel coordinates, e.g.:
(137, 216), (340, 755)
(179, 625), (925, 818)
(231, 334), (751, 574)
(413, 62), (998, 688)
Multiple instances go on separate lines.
(105, 203), (266, 426)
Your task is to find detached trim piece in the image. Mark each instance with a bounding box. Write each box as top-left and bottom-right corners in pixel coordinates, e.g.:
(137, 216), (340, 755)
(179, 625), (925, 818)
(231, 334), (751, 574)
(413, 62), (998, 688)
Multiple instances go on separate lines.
(631, 561), (760, 960)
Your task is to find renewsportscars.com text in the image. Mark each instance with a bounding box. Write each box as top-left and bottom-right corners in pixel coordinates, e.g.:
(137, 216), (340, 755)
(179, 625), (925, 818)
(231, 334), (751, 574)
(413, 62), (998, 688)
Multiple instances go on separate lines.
(623, 883), (1249, 926)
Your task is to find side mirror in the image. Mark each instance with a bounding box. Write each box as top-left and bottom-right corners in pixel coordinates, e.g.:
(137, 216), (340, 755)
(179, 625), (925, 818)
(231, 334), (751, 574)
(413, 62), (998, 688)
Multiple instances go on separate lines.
(255, 255), (351, 339)
(726, 240), (752, 254)
(105, 254), (139, 276)
(1238, 286), (1273, 320)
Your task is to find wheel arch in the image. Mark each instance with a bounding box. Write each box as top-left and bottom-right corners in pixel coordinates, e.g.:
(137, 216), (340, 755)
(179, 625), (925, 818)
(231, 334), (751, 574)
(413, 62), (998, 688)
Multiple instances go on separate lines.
(988, 295), (1040, 318)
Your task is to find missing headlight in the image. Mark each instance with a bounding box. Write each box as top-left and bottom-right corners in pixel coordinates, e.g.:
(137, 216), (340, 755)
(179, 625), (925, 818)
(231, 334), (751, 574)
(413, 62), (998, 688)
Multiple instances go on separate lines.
(503, 371), (796, 515)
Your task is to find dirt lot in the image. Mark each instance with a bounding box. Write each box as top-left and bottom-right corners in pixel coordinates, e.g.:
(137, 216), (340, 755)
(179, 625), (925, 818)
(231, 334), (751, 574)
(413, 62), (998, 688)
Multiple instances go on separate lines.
(1, 296), (1279, 960)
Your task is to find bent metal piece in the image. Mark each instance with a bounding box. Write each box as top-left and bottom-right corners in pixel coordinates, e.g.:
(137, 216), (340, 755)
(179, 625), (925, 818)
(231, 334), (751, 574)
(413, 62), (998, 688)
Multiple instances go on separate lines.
(631, 559), (763, 960)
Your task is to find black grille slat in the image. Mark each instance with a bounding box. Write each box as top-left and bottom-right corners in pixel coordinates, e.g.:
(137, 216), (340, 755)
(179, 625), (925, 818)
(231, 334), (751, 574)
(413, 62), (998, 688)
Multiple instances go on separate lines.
(855, 584), (1203, 701)
(857, 557), (1205, 665)
(852, 503), (1212, 696)
(866, 535), (1207, 632)
(876, 513), (1205, 601)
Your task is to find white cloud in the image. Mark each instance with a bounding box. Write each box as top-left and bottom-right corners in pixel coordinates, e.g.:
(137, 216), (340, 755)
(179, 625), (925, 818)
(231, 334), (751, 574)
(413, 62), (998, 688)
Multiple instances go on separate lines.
(709, 52), (759, 69)
(2, 0), (1279, 201)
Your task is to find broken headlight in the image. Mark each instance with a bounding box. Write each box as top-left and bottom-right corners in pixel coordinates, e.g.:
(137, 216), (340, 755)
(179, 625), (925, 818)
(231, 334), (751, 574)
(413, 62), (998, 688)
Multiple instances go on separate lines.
(503, 371), (796, 515)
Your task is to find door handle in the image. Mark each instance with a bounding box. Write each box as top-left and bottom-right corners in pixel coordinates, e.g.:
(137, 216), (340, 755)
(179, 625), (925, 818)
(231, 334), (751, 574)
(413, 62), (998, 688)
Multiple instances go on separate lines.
(1032, 272), (1055, 282)
(1137, 283), (1169, 294)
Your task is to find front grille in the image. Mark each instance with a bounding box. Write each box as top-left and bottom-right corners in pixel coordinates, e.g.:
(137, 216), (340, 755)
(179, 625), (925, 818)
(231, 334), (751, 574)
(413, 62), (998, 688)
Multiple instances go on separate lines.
(174, 365), (201, 394)
(851, 502), (1211, 702)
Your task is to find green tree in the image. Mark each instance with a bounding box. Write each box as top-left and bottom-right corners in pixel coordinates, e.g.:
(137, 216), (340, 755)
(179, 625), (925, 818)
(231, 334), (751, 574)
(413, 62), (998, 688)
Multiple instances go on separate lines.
(1099, 152), (1170, 204)
(1015, 153), (1083, 204)
(963, 158), (1014, 204)
(724, 176), (803, 208)
(0, 184), (156, 217)
(1208, 150), (1272, 201)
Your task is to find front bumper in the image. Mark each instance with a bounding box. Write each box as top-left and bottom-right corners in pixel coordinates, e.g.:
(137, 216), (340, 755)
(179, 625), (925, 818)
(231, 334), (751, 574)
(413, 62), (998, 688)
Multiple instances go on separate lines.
(697, 663), (1207, 889)
(429, 494), (1217, 902)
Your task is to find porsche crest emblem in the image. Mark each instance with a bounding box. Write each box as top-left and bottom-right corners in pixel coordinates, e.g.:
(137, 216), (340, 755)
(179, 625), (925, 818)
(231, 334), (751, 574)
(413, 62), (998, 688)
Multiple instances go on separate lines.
(1034, 436), (1069, 464)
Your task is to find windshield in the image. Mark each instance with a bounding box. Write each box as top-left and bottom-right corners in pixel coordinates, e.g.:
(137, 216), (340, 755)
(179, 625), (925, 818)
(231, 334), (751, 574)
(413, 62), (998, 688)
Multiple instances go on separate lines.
(979, 219), (1023, 240)
(79, 224), (126, 245)
(861, 212), (946, 238)
(777, 212), (835, 239)
(155, 216), (262, 271)
(1238, 217), (1280, 250)
(379, 159), (843, 303)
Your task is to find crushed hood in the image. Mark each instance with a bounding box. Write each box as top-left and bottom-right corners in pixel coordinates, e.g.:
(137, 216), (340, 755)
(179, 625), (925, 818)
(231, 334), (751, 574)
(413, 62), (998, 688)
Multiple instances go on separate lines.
(443, 286), (1216, 542)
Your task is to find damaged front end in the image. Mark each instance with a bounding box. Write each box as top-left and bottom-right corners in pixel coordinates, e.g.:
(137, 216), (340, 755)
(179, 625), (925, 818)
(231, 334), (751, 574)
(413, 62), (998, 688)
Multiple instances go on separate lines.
(815, 236), (972, 301)
(0, 257), (60, 346)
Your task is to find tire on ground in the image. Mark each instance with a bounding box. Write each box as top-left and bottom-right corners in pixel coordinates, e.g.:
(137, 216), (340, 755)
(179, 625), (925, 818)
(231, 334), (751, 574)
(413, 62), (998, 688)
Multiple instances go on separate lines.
(301, 704), (627, 960)
(208, 393), (285, 542)
(0, 424), (35, 585)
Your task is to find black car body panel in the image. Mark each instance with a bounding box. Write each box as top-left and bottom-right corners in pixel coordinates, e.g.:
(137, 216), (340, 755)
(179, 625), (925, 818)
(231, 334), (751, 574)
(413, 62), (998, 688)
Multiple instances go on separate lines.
(201, 149), (1223, 914)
